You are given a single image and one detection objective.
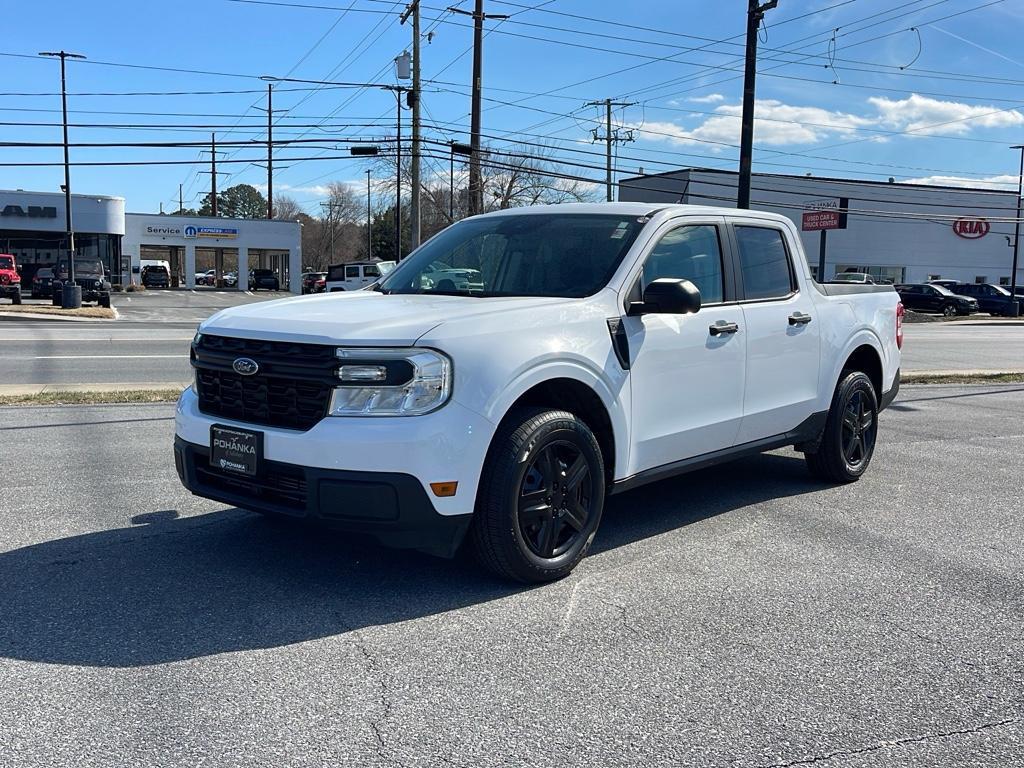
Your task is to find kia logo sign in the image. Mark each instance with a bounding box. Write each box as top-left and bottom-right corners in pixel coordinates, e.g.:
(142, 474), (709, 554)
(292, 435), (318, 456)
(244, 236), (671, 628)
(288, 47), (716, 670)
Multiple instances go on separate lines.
(232, 357), (259, 376)
(952, 218), (990, 239)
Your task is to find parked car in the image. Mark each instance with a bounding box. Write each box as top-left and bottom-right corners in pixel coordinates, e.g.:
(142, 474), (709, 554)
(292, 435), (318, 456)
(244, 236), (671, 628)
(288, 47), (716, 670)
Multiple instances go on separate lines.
(141, 264), (170, 289)
(194, 269), (216, 286)
(948, 283), (1018, 316)
(831, 272), (875, 284)
(420, 262), (485, 292)
(895, 283), (977, 317)
(302, 271), (327, 294)
(223, 271), (238, 288)
(31, 267), (55, 299)
(0, 253), (22, 304)
(325, 260), (395, 292)
(176, 203), (902, 583)
(249, 269), (280, 291)
(52, 258), (112, 306)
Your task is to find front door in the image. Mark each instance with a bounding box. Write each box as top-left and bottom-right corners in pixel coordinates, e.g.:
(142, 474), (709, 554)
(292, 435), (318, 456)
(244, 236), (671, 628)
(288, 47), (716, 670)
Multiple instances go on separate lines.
(624, 220), (746, 475)
(731, 224), (821, 444)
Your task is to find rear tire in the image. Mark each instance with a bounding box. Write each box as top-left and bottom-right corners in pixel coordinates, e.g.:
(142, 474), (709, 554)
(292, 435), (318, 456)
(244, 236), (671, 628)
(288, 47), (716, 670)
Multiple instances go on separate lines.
(470, 407), (605, 583)
(805, 370), (879, 483)
(12, 288), (21, 305)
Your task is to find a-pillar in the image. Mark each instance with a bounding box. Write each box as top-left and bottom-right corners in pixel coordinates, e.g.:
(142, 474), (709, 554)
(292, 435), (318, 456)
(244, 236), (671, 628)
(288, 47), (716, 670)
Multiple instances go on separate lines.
(238, 247), (249, 292)
(184, 244), (196, 289)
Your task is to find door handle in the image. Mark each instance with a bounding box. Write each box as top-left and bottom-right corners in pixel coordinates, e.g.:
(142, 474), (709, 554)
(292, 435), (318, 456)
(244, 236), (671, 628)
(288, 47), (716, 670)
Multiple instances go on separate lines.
(709, 320), (739, 336)
(788, 312), (813, 325)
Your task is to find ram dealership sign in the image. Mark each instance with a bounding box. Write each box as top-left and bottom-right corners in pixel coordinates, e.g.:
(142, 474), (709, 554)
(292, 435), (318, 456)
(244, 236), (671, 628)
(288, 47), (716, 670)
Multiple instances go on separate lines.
(1, 204), (57, 219)
(951, 217), (990, 239)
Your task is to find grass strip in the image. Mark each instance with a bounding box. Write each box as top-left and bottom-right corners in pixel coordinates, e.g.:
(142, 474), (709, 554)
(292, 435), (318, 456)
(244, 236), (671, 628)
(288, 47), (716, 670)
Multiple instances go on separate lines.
(0, 388), (183, 406)
(0, 304), (115, 319)
(902, 372), (1024, 385)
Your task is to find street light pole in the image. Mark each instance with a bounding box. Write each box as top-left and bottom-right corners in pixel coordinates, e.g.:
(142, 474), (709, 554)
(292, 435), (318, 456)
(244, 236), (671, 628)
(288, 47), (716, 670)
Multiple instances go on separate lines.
(40, 50), (85, 309)
(1011, 145), (1023, 317)
(366, 168), (372, 260)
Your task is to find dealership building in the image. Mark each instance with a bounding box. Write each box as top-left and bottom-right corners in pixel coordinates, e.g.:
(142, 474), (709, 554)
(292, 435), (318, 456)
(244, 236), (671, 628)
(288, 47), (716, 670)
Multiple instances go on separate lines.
(0, 188), (302, 292)
(618, 168), (1023, 286)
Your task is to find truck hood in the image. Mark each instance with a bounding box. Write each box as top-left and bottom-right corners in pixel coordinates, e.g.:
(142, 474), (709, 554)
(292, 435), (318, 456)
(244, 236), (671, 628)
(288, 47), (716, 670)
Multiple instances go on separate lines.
(198, 291), (569, 346)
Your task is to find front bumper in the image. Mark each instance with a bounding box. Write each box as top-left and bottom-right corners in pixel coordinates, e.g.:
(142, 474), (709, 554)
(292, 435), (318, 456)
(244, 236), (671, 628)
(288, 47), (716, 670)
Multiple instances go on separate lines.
(174, 386), (495, 551)
(174, 436), (471, 557)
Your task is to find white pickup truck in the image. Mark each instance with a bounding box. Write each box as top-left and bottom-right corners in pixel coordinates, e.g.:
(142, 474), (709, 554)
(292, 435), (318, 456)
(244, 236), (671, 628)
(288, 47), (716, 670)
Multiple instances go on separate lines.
(175, 203), (902, 583)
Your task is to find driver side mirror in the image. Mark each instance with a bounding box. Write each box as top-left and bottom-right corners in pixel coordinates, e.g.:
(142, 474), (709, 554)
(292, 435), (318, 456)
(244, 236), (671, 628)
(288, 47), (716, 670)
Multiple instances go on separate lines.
(628, 278), (702, 316)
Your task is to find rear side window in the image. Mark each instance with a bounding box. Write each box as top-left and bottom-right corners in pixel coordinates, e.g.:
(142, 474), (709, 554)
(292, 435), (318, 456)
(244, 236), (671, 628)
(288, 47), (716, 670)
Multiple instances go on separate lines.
(642, 224), (724, 304)
(735, 226), (794, 301)
(364, 265), (380, 278)
(346, 266), (360, 279)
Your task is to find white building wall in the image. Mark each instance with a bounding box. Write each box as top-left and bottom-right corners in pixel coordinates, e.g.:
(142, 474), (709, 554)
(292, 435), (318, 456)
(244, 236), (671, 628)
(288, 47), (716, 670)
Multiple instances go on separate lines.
(0, 189), (124, 236)
(619, 170), (1022, 285)
(124, 213), (302, 292)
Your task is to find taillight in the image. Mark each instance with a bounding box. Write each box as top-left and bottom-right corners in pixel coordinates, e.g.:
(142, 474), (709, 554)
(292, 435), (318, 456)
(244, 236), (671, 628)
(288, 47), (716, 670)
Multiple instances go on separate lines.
(896, 302), (904, 350)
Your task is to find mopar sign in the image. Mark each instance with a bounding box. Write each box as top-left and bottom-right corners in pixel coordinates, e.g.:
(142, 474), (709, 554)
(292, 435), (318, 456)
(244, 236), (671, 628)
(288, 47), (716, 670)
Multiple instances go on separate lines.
(183, 225), (238, 240)
(952, 218), (990, 239)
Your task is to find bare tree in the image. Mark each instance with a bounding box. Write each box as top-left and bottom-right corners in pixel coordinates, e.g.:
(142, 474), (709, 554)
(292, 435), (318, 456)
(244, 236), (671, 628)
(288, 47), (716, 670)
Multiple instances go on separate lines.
(272, 194), (303, 221)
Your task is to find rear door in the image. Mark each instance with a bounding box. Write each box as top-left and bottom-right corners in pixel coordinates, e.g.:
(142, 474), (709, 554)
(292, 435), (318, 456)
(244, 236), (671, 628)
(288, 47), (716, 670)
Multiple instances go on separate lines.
(731, 222), (821, 444)
(623, 217), (747, 473)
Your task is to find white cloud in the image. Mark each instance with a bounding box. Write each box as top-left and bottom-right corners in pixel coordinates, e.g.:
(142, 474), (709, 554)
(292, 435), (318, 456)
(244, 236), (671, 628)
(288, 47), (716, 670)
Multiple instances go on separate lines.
(899, 174), (1019, 190)
(636, 93), (1023, 150)
(867, 94), (1024, 136)
(689, 93), (725, 104)
(636, 99), (874, 149)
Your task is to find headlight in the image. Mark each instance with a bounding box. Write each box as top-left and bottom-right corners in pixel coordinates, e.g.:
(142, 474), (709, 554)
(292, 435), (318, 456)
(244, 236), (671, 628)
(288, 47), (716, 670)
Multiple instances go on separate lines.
(193, 331), (203, 345)
(329, 347), (451, 416)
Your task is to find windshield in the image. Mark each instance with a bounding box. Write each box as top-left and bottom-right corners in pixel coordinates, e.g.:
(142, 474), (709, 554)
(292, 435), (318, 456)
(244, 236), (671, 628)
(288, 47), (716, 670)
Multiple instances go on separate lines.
(58, 260), (103, 276)
(932, 284), (953, 295)
(991, 284), (1011, 296)
(0, 256), (12, 270)
(379, 213), (647, 298)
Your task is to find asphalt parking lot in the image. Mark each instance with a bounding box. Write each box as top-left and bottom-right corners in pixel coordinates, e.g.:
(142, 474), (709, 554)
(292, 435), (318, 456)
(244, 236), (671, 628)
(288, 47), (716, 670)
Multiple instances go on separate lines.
(1, 384), (1021, 767)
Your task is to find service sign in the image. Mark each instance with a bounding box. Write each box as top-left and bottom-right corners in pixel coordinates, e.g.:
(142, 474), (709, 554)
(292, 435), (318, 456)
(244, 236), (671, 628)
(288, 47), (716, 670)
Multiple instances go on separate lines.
(801, 197), (849, 231)
(952, 218), (989, 239)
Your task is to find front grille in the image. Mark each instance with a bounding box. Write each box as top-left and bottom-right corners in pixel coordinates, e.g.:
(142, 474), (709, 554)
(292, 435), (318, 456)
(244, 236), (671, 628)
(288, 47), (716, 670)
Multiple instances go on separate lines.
(192, 335), (337, 431)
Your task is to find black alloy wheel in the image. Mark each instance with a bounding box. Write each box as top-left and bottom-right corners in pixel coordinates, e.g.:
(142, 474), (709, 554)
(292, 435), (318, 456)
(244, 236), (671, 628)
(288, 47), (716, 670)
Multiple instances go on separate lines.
(840, 388), (876, 471)
(472, 408), (605, 582)
(805, 370), (879, 483)
(517, 440), (594, 559)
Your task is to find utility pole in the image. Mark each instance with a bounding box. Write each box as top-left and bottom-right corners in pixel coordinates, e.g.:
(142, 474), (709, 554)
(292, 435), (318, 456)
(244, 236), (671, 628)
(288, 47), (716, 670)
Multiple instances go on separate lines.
(395, 93), (402, 260)
(1011, 145), (1023, 317)
(211, 133), (218, 216)
(737, 0), (778, 209)
(321, 202), (337, 263)
(450, 1), (508, 216)
(585, 98), (636, 202)
(401, 1), (422, 249)
(366, 169), (372, 260)
(40, 50), (85, 309)
(266, 84), (274, 218)
(179, 184), (184, 215)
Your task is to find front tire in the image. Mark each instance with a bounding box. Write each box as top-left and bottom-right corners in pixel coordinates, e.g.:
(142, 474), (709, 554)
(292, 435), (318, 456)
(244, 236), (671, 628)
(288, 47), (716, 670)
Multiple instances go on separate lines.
(471, 408), (605, 583)
(942, 303), (957, 317)
(805, 371), (879, 483)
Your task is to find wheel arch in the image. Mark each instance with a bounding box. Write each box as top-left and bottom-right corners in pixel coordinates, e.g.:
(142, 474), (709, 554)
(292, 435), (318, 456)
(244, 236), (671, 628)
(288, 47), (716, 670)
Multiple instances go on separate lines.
(486, 366), (628, 485)
(840, 342), (884, 399)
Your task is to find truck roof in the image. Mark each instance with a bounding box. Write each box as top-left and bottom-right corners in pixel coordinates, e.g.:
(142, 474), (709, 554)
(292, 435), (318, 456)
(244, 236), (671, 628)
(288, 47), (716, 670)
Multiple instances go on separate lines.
(470, 201), (793, 224)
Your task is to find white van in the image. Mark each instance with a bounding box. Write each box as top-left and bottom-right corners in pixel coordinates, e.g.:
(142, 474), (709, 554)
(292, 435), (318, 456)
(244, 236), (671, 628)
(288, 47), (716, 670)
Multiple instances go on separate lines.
(324, 260), (396, 292)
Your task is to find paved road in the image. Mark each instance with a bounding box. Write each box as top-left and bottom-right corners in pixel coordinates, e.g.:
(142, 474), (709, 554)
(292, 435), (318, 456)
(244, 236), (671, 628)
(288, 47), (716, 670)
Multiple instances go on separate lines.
(1, 385), (1021, 767)
(3, 296), (1023, 387)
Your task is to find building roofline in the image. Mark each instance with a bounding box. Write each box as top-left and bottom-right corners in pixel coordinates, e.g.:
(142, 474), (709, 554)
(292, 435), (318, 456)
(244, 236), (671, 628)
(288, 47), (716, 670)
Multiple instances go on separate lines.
(0, 188), (124, 202)
(125, 212), (300, 224)
(617, 167), (1017, 197)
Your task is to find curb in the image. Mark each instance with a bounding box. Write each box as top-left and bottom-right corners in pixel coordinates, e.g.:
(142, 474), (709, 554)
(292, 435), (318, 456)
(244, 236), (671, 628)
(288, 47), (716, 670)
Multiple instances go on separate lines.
(0, 382), (189, 397)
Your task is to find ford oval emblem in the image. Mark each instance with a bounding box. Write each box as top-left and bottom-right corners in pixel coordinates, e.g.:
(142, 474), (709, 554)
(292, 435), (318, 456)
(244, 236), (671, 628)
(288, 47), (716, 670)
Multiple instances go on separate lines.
(232, 357), (259, 376)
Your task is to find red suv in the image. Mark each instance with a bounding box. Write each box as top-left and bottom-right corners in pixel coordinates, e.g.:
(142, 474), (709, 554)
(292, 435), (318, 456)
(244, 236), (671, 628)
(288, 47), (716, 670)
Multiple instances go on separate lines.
(0, 253), (22, 304)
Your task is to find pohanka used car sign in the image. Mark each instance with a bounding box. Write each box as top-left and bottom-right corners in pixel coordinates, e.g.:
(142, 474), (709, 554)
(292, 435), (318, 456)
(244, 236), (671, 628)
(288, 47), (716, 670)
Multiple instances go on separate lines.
(952, 217), (990, 239)
(801, 197), (849, 231)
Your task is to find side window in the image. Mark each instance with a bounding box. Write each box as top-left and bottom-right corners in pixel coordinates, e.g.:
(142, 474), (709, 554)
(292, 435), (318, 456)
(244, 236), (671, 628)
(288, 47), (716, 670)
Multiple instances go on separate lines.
(363, 264), (380, 278)
(345, 265), (360, 279)
(735, 226), (794, 301)
(642, 224), (724, 304)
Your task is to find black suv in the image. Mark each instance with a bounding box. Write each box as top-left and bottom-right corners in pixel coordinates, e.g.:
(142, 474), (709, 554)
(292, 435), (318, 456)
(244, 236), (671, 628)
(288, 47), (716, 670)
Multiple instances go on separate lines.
(142, 265), (170, 289)
(948, 283), (1018, 316)
(896, 283), (977, 317)
(52, 258), (112, 307)
(250, 269), (280, 291)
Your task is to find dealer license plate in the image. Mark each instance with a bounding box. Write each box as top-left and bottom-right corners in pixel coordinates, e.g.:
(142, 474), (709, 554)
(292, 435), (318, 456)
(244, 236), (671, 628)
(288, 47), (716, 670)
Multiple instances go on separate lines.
(210, 425), (261, 476)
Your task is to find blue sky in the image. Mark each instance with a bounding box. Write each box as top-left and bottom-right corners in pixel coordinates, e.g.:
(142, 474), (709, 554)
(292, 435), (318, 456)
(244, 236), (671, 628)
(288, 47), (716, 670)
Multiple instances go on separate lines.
(2, 0), (1023, 214)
